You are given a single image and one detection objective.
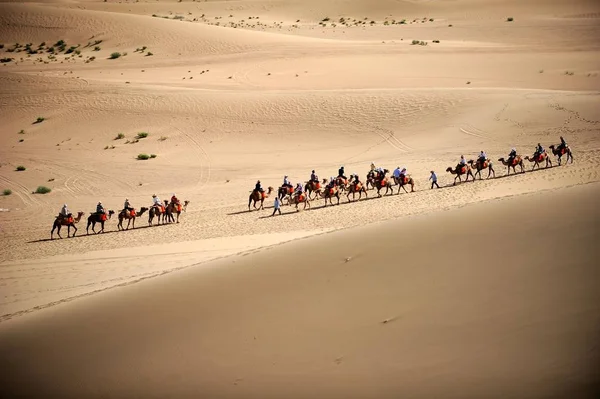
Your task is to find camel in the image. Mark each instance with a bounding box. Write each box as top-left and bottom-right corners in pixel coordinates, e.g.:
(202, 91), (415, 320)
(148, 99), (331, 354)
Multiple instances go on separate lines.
(51, 211), (85, 239)
(304, 179), (326, 200)
(290, 192), (310, 211)
(334, 177), (349, 192)
(248, 187), (273, 211)
(346, 177), (368, 202)
(524, 152), (552, 170)
(319, 185), (340, 206)
(117, 207), (148, 231)
(371, 170), (392, 197)
(148, 204), (167, 226)
(467, 159), (495, 180)
(393, 175), (415, 194)
(548, 144), (573, 166)
(365, 170), (381, 190)
(165, 200), (190, 223)
(446, 164), (475, 185)
(497, 156), (525, 175)
(86, 210), (115, 234)
(278, 185), (294, 202)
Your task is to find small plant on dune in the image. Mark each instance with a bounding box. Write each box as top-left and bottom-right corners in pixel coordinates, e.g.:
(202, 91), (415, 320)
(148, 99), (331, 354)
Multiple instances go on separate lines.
(137, 153), (150, 160)
(146, 52), (153, 56)
(55, 40), (65, 47)
(158, 136), (167, 141)
(507, 17), (514, 22)
(115, 133), (125, 140)
(3, 189), (12, 196)
(565, 71), (574, 76)
(35, 186), (52, 194)
(411, 40), (428, 46)
(18, 129), (25, 134)
(16, 166), (26, 171)
(322, 17), (330, 22)
(0, 44), (4, 49)
(19, 139), (24, 143)
(109, 52), (121, 59)
(0, 58), (13, 63)
(34, 117), (45, 124)
(94, 46), (101, 51)
(150, 154), (157, 158)
(433, 40), (440, 43)
(136, 132), (149, 139)
(539, 69), (544, 73)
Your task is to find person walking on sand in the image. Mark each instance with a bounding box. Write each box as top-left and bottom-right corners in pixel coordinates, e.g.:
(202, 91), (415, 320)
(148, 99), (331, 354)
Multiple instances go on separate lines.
(429, 170), (440, 189)
(272, 196), (282, 216)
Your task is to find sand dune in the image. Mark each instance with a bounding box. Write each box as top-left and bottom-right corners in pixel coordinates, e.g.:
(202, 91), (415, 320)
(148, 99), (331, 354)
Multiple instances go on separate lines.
(1, 182), (598, 398)
(0, 0), (599, 396)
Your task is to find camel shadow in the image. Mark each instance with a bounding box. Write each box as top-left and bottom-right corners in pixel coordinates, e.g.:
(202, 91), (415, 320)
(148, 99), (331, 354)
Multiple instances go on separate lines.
(29, 223), (174, 243)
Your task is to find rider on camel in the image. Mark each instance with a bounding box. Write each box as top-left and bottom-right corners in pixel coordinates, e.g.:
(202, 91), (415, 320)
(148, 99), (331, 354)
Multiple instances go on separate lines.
(283, 176), (292, 189)
(170, 193), (180, 206)
(478, 151), (487, 165)
(393, 167), (401, 179)
(255, 180), (264, 194)
(294, 182), (304, 198)
(310, 170), (318, 183)
(534, 143), (544, 158)
(338, 166), (346, 180)
(59, 203), (70, 219)
(152, 194), (162, 210)
(96, 202), (106, 215)
(399, 168), (406, 182)
(353, 173), (360, 187)
(508, 148), (517, 164)
(123, 198), (133, 212)
(559, 136), (568, 151)
(458, 155), (467, 170)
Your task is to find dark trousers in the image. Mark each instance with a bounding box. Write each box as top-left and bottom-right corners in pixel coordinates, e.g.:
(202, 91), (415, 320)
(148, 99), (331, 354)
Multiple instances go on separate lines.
(431, 181), (439, 189)
(272, 208), (281, 216)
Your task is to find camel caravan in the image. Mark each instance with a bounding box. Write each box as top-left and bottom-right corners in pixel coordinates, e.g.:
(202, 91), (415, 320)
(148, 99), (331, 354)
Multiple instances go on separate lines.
(51, 194), (189, 239)
(249, 137), (573, 214)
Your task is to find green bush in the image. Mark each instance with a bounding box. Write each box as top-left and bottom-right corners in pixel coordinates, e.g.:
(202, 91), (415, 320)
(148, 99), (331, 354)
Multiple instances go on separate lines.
(16, 165), (26, 171)
(109, 52), (121, 59)
(137, 153), (150, 160)
(507, 17), (514, 22)
(34, 116), (45, 123)
(2, 189), (12, 196)
(150, 154), (157, 158)
(136, 132), (149, 139)
(35, 186), (52, 194)
(18, 129), (25, 134)
(115, 133), (125, 140)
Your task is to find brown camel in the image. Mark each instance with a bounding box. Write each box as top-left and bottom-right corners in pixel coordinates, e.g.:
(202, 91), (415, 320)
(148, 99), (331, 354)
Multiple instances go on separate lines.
(497, 156), (524, 175)
(467, 159), (495, 180)
(524, 152), (552, 170)
(548, 144), (573, 165)
(148, 204), (167, 226)
(290, 192), (311, 211)
(372, 170), (392, 197)
(393, 175), (415, 194)
(117, 207), (148, 230)
(165, 200), (189, 223)
(365, 170), (381, 190)
(346, 177), (368, 202)
(334, 176), (349, 192)
(304, 179), (326, 200)
(319, 185), (340, 206)
(86, 210), (115, 234)
(248, 186), (273, 211)
(446, 164), (475, 185)
(51, 211), (85, 239)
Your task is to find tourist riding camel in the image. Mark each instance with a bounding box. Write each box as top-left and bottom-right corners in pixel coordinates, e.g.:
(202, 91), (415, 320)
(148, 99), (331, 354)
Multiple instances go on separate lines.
(458, 155), (467, 170)
(559, 136), (568, 151)
(58, 203), (70, 220)
(170, 193), (180, 206)
(310, 170), (319, 183)
(393, 166), (401, 180)
(123, 198), (133, 212)
(508, 148), (517, 165)
(534, 143), (545, 159)
(282, 176), (292, 190)
(96, 202), (106, 215)
(478, 151), (487, 165)
(254, 180), (264, 195)
(294, 182), (304, 197)
(338, 166), (346, 180)
(152, 194), (163, 211)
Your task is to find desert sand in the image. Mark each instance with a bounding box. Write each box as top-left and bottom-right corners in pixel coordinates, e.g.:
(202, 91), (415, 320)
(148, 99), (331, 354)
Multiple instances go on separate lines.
(0, 0), (599, 397)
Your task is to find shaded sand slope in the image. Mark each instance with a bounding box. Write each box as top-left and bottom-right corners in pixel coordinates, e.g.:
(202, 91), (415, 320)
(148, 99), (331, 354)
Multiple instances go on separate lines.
(1, 182), (598, 398)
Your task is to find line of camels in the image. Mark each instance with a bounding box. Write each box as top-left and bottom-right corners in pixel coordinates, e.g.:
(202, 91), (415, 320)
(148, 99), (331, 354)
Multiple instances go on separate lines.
(51, 199), (190, 239)
(248, 144), (574, 211)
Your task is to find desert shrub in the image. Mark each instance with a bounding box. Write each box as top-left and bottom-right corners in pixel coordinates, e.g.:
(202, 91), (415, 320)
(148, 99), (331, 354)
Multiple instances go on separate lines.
(0, 44), (4, 49)
(137, 153), (150, 160)
(109, 52), (121, 59)
(322, 17), (330, 22)
(55, 40), (65, 47)
(115, 133), (125, 140)
(433, 40), (440, 43)
(158, 136), (167, 141)
(34, 116), (45, 123)
(150, 154), (157, 158)
(65, 46), (77, 54)
(16, 166), (26, 171)
(173, 15), (185, 20)
(0, 58), (13, 63)
(35, 186), (51, 194)
(94, 46), (101, 51)
(507, 17), (514, 22)
(18, 129), (25, 134)
(136, 132), (149, 139)
(2, 189), (12, 196)
(19, 139), (24, 143)
(146, 52), (153, 56)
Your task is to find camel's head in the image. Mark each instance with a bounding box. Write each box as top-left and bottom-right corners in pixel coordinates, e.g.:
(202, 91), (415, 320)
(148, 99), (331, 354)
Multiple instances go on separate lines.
(108, 210), (115, 219)
(183, 200), (190, 206)
(267, 186), (274, 193)
(549, 145), (555, 149)
(140, 207), (148, 213)
(497, 158), (505, 162)
(322, 178), (328, 184)
(468, 159), (474, 164)
(446, 167), (452, 172)
(77, 211), (85, 217)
